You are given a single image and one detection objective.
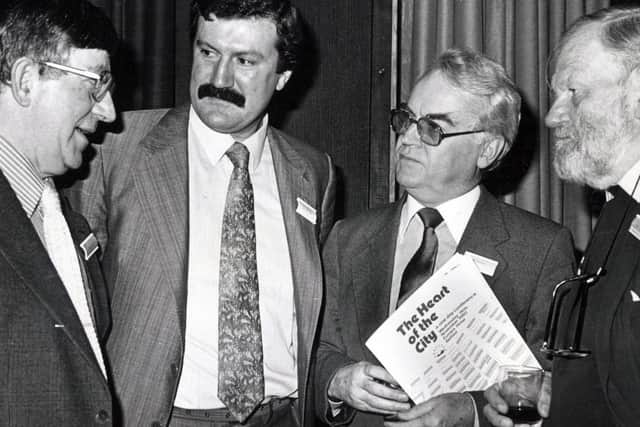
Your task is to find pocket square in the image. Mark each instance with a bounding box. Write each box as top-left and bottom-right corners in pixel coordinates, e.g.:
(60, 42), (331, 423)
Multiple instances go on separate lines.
(631, 290), (640, 303)
(296, 197), (316, 224)
(79, 233), (99, 261)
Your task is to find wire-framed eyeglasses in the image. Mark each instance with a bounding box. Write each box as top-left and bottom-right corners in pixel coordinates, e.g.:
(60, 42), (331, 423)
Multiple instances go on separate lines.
(40, 61), (114, 103)
(390, 103), (486, 146)
(540, 267), (604, 359)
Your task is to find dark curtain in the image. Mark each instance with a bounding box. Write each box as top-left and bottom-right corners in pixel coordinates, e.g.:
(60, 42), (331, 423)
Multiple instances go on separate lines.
(90, 0), (191, 110)
(398, 0), (610, 251)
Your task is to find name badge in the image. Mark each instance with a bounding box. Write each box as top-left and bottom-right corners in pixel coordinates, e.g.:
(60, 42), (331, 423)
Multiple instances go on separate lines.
(79, 233), (99, 261)
(464, 251), (498, 277)
(296, 197), (317, 224)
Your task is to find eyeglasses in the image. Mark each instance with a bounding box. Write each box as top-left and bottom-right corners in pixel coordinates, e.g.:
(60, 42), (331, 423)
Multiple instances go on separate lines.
(40, 61), (114, 102)
(540, 269), (603, 359)
(390, 103), (486, 146)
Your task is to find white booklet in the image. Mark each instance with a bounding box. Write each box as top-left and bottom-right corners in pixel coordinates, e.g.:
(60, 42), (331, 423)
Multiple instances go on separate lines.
(365, 253), (540, 404)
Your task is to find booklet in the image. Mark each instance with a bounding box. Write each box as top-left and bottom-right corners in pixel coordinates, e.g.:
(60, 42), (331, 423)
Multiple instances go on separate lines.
(365, 253), (540, 404)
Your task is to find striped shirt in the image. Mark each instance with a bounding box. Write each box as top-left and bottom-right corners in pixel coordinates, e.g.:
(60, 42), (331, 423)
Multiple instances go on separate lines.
(0, 135), (44, 218)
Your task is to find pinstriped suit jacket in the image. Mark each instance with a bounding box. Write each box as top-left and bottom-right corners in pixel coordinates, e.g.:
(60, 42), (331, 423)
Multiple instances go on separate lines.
(68, 105), (336, 427)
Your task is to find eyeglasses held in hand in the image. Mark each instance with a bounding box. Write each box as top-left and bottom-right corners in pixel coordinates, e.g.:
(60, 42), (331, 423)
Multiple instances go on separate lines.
(40, 61), (114, 103)
(390, 103), (486, 146)
(540, 267), (604, 359)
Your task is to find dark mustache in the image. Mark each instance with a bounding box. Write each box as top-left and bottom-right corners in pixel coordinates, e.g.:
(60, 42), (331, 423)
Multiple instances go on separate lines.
(197, 84), (245, 108)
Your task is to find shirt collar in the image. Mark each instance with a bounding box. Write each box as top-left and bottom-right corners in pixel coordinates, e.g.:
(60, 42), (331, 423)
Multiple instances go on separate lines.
(400, 185), (481, 244)
(615, 158), (640, 202)
(0, 134), (45, 218)
(188, 106), (268, 172)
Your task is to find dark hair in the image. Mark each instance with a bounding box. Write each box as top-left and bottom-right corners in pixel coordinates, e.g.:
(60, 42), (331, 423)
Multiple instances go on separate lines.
(550, 6), (640, 75)
(191, 0), (302, 73)
(0, 0), (118, 83)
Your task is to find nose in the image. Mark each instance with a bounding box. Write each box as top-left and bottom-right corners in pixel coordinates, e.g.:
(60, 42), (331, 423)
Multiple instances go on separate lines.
(92, 91), (116, 123)
(212, 57), (233, 88)
(545, 93), (571, 129)
(397, 123), (422, 148)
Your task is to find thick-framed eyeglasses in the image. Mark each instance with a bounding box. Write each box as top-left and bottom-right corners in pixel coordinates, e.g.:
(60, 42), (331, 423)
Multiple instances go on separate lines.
(40, 61), (113, 102)
(390, 103), (486, 146)
(540, 267), (604, 359)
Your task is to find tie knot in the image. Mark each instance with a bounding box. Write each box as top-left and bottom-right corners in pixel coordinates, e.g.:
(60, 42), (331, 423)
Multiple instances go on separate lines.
(226, 142), (250, 170)
(418, 207), (442, 229)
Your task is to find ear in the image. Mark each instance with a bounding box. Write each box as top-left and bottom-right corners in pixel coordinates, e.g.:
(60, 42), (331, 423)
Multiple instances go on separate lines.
(626, 67), (640, 120)
(9, 57), (38, 107)
(275, 70), (292, 91)
(477, 135), (505, 169)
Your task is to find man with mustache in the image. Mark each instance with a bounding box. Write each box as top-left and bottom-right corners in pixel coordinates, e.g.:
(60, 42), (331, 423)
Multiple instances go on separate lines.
(484, 6), (640, 427)
(68, 0), (336, 426)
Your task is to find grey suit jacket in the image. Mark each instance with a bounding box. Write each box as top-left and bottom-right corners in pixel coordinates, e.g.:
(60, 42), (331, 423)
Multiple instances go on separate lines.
(0, 172), (113, 426)
(313, 188), (575, 427)
(68, 105), (336, 427)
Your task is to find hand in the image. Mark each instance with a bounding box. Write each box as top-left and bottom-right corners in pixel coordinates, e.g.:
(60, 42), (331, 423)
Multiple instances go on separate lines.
(383, 392), (475, 427)
(328, 361), (411, 415)
(483, 371), (552, 427)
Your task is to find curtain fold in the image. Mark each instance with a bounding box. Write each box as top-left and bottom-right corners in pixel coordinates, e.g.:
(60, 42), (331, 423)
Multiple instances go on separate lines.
(398, 0), (610, 251)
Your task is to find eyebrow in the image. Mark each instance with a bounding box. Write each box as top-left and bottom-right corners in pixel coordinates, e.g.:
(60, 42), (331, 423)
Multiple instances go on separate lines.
(424, 113), (455, 127)
(195, 39), (265, 59)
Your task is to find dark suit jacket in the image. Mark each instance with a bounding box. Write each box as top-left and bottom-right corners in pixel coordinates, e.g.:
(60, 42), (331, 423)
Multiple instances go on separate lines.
(548, 189), (640, 427)
(0, 172), (113, 426)
(67, 105), (336, 427)
(313, 188), (575, 427)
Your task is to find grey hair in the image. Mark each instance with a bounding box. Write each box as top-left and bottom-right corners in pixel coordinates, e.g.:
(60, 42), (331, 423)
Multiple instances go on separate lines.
(430, 47), (521, 167)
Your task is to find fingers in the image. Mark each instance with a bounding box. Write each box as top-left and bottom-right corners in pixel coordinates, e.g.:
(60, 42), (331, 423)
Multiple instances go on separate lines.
(537, 371), (552, 417)
(483, 383), (514, 427)
(329, 362), (412, 415)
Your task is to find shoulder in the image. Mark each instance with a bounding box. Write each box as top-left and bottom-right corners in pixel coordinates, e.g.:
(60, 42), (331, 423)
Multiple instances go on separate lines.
(268, 126), (330, 166)
(496, 199), (566, 235)
(330, 203), (399, 243)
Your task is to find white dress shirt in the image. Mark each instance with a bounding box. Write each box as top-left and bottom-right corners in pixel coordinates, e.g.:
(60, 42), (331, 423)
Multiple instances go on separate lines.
(389, 186), (480, 312)
(174, 108), (297, 408)
(616, 158), (640, 202)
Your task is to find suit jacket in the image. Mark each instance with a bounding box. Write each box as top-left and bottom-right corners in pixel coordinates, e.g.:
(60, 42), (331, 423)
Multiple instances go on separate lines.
(0, 172), (113, 426)
(548, 189), (640, 427)
(313, 188), (575, 427)
(67, 105), (336, 427)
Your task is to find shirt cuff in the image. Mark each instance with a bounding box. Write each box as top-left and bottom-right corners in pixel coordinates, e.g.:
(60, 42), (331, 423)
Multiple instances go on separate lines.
(467, 392), (480, 427)
(328, 396), (344, 418)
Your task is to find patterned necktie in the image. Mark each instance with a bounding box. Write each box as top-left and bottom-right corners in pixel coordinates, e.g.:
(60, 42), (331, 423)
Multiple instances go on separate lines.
(40, 179), (107, 378)
(218, 142), (264, 422)
(398, 207), (443, 307)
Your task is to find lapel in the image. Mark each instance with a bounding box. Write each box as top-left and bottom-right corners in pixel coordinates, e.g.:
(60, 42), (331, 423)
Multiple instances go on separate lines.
(133, 106), (189, 333)
(594, 195), (640, 384)
(353, 199), (403, 345)
(268, 128), (322, 356)
(456, 188), (510, 298)
(0, 173), (102, 372)
(62, 198), (110, 340)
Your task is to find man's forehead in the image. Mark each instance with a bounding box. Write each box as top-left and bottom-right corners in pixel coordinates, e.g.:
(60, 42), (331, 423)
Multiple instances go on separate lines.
(195, 14), (279, 50)
(409, 71), (482, 122)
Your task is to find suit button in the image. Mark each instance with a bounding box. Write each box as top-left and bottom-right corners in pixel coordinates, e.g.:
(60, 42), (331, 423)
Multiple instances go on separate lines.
(95, 409), (110, 424)
(170, 362), (179, 376)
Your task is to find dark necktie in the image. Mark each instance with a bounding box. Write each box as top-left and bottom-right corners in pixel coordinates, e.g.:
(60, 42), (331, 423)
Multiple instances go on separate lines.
(218, 142), (264, 422)
(398, 207), (443, 307)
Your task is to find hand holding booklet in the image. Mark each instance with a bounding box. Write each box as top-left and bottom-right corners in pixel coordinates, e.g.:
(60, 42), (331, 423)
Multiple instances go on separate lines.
(365, 253), (540, 404)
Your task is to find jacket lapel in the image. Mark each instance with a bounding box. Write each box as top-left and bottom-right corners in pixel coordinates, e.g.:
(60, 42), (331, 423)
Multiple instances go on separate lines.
(268, 128), (321, 357)
(0, 174), (101, 371)
(456, 188), (511, 302)
(353, 200), (403, 349)
(133, 106), (189, 333)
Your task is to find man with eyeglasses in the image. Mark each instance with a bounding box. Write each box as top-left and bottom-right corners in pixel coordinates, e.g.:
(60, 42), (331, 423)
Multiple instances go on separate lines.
(0, 0), (118, 425)
(484, 6), (640, 427)
(313, 48), (575, 427)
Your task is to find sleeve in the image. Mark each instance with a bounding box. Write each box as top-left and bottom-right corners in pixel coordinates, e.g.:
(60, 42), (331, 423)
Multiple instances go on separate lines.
(312, 222), (358, 425)
(318, 153), (337, 246)
(474, 225), (576, 427)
